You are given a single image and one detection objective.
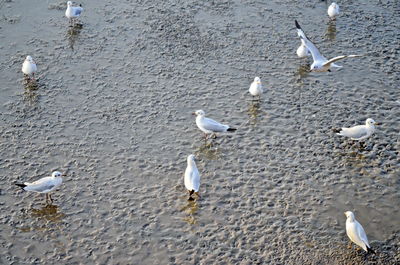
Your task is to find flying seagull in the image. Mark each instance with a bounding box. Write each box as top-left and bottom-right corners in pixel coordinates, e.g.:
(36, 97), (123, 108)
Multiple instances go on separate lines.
(184, 154), (201, 201)
(15, 171), (65, 203)
(193, 110), (236, 139)
(345, 211), (375, 254)
(295, 20), (361, 72)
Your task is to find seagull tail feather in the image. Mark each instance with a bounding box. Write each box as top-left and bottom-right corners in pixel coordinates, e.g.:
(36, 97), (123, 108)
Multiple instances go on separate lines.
(332, 128), (342, 134)
(366, 246), (376, 254)
(15, 183), (27, 190)
(188, 190), (195, 201)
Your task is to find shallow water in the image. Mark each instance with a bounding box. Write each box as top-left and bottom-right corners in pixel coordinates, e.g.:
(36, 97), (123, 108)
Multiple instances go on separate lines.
(0, 0), (399, 264)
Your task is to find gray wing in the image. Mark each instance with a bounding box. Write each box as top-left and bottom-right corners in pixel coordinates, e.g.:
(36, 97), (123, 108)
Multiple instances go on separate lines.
(323, 55), (361, 67)
(73, 7), (83, 16)
(339, 126), (368, 139)
(295, 20), (325, 62)
(26, 182), (56, 192)
(356, 221), (370, 247)
(202, 117), (229, 132)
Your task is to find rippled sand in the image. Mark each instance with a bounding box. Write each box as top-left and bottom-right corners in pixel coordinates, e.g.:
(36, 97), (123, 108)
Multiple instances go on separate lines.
(0, 0), (399, 264)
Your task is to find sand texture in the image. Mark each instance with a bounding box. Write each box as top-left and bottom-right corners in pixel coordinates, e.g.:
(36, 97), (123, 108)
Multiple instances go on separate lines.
(0, 0), (399, 264)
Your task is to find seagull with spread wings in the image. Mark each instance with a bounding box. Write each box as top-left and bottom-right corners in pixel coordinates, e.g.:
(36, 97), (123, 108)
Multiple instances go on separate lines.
(295, 20), (361, 72)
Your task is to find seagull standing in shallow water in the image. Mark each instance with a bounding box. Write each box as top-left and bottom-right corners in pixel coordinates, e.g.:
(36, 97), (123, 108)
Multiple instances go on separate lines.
(249, 77), (263, 98)
(21, 56), (37, 80)
(193, 110), (236, 139)
(334, 118), (378, 141)
(328, 3), (340, 19)
(296, 40), (310, 58)
(295, 20), (361, 72)
(15, 171), (64, 203)
(65, 1), (83, 24)
(184, 155), (201, 201)
(345, 211), (375, 254)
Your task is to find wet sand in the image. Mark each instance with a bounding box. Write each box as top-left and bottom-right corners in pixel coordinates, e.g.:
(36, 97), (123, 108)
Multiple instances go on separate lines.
(0, 0), (399, 264)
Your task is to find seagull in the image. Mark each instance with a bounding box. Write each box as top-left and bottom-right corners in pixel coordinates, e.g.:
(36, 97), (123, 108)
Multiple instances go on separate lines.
(65, 1), (83, 24)
(296, 41), (310, 58)
(15, 171), (64, 203)
(193, 110), (236, 139)
(345, 211), (375, 253)
(328, 3), (340, 19)
(21, 56), (37, 80)
(334, 118), (378, 141)
(249, 77), (263, 98)
(184, 154), (201, 201)
(295, 20), (361, 72)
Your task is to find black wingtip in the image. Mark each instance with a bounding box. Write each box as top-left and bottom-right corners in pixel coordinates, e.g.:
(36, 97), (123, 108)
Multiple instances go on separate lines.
(367, 246), (376, 254)
(227, 128), (237, 132)
(15, 183), (26, 189)
(332, 128), (341, 133)
(295, 20), (301, 29)
(189, 190), (194, 196)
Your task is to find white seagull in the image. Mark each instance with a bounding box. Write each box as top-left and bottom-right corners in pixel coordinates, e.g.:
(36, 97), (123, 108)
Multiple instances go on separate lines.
(295, 20), (361, 72)
(21, 56), (37, 80)
(249, 77), (263, 98)
(65, 1), (83, 23)
(296, 42), (310, 58)
(15, 171), (64, 203)
(328, 3), (340, 19)
(184, 154), (201, 201)
(334, 118), (378, 141)
(193, 110), (236, 139)
(345, 211), (375, 253)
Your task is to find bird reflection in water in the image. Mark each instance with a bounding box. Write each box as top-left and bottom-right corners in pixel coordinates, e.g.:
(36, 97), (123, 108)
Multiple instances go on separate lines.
(196, 141), (221, 160)
(325, 21), (337, 41)
(180, 200), (199, 225)
(295, 64), (311, 79)
(67, 23), (83, 50)
(247, 100), (262, 126)
(22, 89), (39, 106)
(23, 76), (39, 91)
(19, 204), (65, 232)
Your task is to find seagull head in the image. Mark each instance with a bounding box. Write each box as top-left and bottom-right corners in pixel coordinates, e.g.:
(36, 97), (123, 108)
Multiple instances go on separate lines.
(344, 211), (355, 220)
(330, 3), (338, 9)
(254, 77), (261, 84)
(52, 171), (65, 178)
(187, 154), (196, 162)
(193, 110), (205, 117)
(310, 63), (320, 71)
(67, 1), (72, 6)
(366, 118), (377, 126)
(26, 56), (34, 62)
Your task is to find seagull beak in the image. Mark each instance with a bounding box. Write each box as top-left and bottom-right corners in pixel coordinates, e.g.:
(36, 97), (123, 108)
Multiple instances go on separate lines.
(256, 81), (261, 84)
(192, 112), (196, 116)
(61, 173), (67, 176)
(375, 122), (381, 125)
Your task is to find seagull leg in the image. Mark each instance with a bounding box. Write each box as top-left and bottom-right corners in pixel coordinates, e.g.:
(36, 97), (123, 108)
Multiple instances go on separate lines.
(195, 192), (201, 198)
(49, 194), (53, 204)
